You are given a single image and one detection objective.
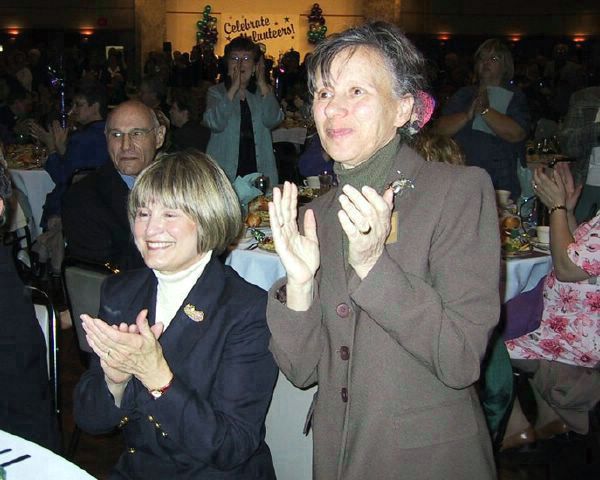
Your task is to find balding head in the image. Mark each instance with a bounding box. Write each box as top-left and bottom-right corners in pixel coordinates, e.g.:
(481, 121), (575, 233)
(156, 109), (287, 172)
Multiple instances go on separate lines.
(105, 100), (166, 177)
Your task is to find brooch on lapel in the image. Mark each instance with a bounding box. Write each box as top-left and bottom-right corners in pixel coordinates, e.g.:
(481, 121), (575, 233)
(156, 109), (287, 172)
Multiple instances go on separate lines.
(388, 170), (414, 200)
(184, 304), (205, 322)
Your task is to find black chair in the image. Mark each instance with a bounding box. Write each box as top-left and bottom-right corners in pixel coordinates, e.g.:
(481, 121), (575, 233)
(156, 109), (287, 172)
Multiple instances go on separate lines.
(26, 285), (61, 425)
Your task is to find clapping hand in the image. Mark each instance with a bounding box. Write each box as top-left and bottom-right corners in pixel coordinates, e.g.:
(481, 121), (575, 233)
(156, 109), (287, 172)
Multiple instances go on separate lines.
(532, 162), (582, 212)
(49, 120), (68, 155)
(269, 182), (320, 309)
(82, 309), (171, 391)
(338, 185), (394, 279)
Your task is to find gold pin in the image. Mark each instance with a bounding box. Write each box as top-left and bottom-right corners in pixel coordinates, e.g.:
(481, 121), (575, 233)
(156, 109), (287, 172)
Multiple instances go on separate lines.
(184, 304), (205, 322)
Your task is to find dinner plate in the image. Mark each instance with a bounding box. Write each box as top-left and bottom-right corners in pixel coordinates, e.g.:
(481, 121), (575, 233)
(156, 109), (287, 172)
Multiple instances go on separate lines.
(257, 240), (276, 253)
(502, 249), (532, 258)
(531, 240), (550, 251)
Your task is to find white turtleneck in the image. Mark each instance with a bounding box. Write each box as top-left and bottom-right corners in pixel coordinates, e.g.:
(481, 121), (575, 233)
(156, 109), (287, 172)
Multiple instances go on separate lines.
(153, 250), (213, 331)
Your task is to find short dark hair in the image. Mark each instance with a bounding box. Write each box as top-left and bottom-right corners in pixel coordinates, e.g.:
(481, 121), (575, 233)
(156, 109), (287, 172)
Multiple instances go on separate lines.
(223, 36), (261, 62)
(75, 79), (108, 118)
(307, 21), (426, 100)
(171, 87), (206, 122)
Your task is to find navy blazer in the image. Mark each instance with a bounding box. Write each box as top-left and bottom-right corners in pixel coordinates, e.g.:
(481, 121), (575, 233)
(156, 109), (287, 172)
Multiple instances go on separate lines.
(62, 162), (144, 271)
(74, 256), (278, 479)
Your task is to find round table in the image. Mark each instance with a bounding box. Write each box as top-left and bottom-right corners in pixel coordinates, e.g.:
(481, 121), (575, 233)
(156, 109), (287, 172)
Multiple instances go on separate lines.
(0, 429), (94, 479)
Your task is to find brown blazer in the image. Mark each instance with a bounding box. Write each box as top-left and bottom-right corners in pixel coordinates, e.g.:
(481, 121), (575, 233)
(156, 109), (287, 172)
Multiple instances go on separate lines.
(267, 145), (500, 480)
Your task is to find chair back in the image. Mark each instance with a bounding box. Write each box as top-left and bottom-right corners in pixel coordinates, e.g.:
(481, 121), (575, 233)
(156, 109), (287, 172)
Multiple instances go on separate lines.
(26, 285), (60, 418)
(63, 263), (111, 354)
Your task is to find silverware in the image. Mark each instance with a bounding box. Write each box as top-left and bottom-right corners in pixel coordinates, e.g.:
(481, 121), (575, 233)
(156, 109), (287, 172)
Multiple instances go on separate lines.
(0, 449), (11, 455)
(1, 454), (31, 467)
(245, 243), (258, 250)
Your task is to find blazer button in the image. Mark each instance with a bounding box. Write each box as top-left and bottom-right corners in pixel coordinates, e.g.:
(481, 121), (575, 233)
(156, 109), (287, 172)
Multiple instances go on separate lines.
(339, 346), (349, 361)
(118, 416), (129, 428)
(341, 387), (348, 403)
(336, 303), (350, 318)
(127, 447), (136, 454)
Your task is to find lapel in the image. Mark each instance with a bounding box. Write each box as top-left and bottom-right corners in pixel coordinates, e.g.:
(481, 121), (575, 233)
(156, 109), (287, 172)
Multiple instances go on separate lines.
(97, 164), (130, 230)
(151, 256), (226, 372)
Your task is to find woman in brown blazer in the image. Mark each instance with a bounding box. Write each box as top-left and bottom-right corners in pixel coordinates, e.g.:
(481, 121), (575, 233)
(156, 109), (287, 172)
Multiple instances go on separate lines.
(266, 22), (500, 479)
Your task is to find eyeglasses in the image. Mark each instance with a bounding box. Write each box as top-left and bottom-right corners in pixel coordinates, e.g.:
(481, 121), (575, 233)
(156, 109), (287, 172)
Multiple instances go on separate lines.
(480, 55), (501, 64)
(107, 127), (156, 143)
(229, 54), (253, 63)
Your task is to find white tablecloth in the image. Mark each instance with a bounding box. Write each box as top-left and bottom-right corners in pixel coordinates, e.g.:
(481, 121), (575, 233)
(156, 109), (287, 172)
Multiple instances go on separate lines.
(9, 168), (55, 239)
(502, 253), (552, 302)
(226, 244), (313, 480)
(0, 429), (94, 479)
(225, 246), (552, 480)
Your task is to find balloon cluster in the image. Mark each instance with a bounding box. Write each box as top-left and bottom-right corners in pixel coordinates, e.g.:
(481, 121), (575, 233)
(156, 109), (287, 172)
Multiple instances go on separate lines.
(307, 3), (327, 44)
(196, 5), (218, 47)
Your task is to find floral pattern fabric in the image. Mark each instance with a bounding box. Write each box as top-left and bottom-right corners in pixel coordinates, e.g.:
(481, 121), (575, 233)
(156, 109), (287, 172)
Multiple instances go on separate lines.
(506, 213), (600, 367)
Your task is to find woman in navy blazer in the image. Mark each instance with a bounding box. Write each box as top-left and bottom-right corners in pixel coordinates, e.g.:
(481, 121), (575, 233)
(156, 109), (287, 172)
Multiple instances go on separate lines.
(74, 151), (278, 479)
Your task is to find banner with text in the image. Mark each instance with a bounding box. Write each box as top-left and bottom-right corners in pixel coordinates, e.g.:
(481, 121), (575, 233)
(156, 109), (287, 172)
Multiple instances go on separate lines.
(220, 13), (299, 58)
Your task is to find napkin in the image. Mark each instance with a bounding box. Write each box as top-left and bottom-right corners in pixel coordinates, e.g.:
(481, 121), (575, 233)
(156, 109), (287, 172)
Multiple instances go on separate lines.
(233, 172), (263, 216)
(472, 86), (514, 136)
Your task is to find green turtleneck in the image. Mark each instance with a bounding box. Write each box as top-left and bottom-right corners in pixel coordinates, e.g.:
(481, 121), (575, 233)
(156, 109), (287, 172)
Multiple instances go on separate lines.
(334, 134), (402, 195)
(331, 135), (402, 273)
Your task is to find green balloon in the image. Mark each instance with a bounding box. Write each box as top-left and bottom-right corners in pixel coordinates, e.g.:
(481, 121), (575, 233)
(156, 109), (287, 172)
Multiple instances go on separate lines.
(205, 5), (211, 13)
(197, 21), (203, 29)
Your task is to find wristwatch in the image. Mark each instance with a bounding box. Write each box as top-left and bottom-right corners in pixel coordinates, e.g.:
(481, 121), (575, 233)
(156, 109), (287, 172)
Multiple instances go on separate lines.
(149, 377), (173, 399)
(480, 107), (490, 116)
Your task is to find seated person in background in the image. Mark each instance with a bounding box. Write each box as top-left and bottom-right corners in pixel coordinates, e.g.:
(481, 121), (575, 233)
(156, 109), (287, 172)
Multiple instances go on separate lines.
(558, 86), (600, 223)
(0, 164), (60, 451)
(74, 151), (278, 479)
(168, 87), (211, 152)
(0, 83), (32, 144)
(139, 75), (170, 127)
(411, 130), (466, 165)
(62, 100), (166, 271)
(502, 162), (600, 449)
(31, 80), (110, 229)
(297, 134), (333, 178)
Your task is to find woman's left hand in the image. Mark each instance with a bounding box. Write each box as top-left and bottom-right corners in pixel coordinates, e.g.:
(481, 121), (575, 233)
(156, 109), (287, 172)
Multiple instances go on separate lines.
(338, 185), (394, 279)
(82, 309), (173, 392)
(532, 167), (568, 209)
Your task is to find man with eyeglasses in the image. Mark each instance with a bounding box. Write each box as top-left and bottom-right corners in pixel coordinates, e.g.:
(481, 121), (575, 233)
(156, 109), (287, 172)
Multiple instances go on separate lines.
(62, 100), (166, 270)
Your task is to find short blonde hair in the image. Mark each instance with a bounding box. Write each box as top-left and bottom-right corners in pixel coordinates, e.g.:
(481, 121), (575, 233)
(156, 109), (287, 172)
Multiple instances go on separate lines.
(474, 38), (514, 84)
(128, 150), (242, 255)
(411, 132), (465, 166)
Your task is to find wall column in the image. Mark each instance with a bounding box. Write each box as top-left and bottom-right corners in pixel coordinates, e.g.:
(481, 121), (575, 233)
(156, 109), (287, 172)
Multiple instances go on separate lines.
(134, 0), (166, 82)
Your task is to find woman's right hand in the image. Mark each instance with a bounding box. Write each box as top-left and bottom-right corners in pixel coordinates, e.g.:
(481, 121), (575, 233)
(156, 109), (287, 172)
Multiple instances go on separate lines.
(269, 182), (320, 287)
(227, 62), (242, 100)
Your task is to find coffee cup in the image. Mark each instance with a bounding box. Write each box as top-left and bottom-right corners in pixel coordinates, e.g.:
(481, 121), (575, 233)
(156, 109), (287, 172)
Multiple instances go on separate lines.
(495, 189), (511, 206)
(303, 176), (320, 189)
(536, 225), (550, 244)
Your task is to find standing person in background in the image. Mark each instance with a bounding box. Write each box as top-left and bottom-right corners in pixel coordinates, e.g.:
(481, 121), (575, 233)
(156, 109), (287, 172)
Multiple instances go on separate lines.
(267, 22), (499, 479)
(203, 36), (283, 185)
(434, 39), (530, 201)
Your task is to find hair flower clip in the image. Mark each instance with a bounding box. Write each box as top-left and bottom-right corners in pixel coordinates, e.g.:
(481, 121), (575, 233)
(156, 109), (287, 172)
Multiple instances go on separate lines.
(388, 170), (415, 199)
(184, 304), (205, 322)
